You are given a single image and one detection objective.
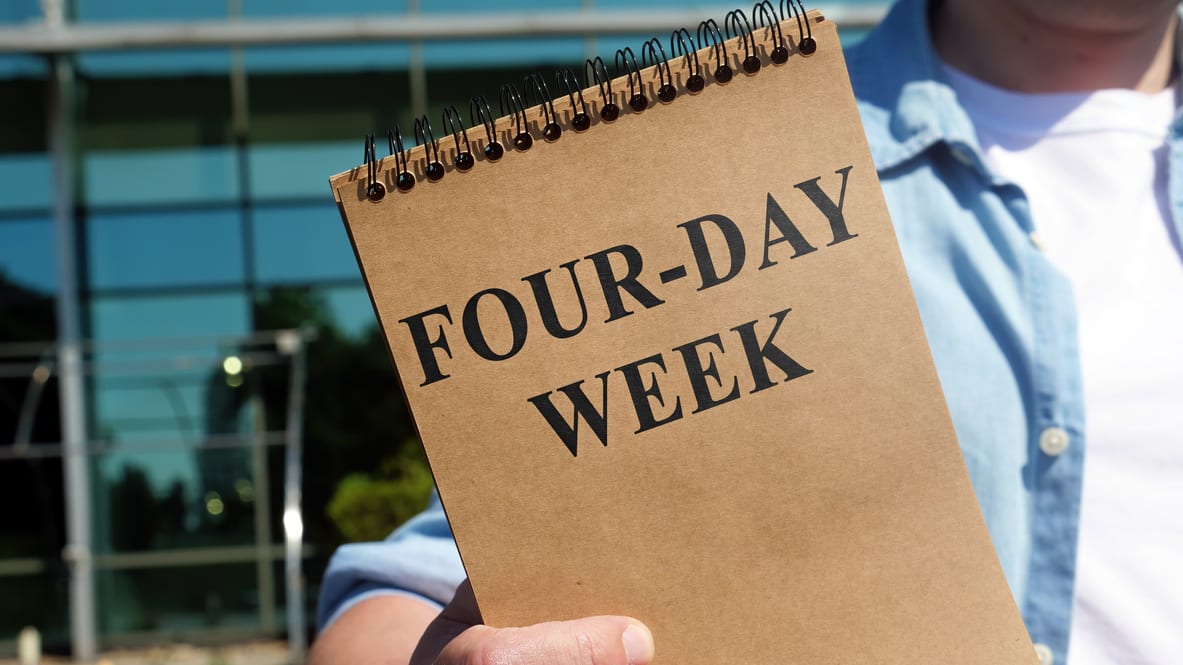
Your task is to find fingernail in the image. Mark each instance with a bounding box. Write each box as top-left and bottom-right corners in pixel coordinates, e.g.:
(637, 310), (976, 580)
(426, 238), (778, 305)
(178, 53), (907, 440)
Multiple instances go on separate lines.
(622, 623), (654, 665)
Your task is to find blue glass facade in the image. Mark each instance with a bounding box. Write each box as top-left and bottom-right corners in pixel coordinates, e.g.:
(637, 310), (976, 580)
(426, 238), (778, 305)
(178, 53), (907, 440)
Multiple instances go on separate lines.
(0, 0), (880, 656)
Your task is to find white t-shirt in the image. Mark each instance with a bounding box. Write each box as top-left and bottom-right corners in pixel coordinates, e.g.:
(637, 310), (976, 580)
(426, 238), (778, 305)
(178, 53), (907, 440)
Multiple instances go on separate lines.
(944, 65), (1183, 665)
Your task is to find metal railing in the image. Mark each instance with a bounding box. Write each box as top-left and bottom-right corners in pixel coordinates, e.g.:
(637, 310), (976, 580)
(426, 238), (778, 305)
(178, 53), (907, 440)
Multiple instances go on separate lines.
(0, 328), (311, 663)
(0, 5), (887, 53)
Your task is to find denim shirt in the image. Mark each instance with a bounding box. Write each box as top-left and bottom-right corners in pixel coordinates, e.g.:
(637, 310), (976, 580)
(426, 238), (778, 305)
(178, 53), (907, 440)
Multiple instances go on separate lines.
(318, 1), (1183, 662)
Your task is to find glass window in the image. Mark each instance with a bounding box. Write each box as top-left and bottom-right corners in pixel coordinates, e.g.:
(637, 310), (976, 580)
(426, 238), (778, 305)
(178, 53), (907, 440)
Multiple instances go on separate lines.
(78, 49), (233, 77)
(0, 154), (51, 213)
(82, 147), (240, 207)
(88, 292), (251, 369)
(0, 288), (56, 347)
(0, 79), (49, 214)
(251, 204), (360, 284)
(88, 293), (255, 555)
(322, 285), (379, 340)
(0, 572), (68, 647)
(87, 293), (251, 457)
(241, 0), (408, 16)
(424, 66), (571, 122)
(420, 0), (578, 12)
(272, 557), (318, 623)
(593, 0), (689, 5)
(422, 38), (584, 70)
(0, 360), (60, 447)
(92, 369), (222, 444)
(93, 445), (262, 553)
(95, 563), (262, 637)
(79, 77), (234, 191)
(0, 218), (57, 345)
(89, 291), (250, 343)
(0, 218), (56, 294)
(0, 55), (48, 80)
(87, 208), (244, 291)
(250, 283), (424, 558)
(0, 0), (40, 23)
(247, 72), (412, 145)
(248, 141), (356, 200)
(244, 44), (412, 74)
(254, 285), (377, 341)
(593, 34), (648, 59)
(0, 458), (65, 556)
(76, 0), (226, 22)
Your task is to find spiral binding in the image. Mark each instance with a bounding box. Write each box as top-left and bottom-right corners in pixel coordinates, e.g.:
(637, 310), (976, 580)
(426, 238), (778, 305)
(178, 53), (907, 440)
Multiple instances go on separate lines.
(754, 1), (790, 64)
(556, 68), (593, 132)
(641, 38), (677, 104)
(362, 1), (819, 201)
(524, 72), (563, 142)
(697, 18), (733, 84)
(441, 105), (475, 172)
(586, 56), (620, 123)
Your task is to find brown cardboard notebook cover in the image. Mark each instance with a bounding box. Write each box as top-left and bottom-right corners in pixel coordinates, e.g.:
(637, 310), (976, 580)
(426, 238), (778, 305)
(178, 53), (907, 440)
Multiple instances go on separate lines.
(331, 10), (1035, 664)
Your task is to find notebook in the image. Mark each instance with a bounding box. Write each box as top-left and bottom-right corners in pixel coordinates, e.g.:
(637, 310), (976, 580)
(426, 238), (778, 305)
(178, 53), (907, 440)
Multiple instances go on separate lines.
(329, 3), (1035, 662)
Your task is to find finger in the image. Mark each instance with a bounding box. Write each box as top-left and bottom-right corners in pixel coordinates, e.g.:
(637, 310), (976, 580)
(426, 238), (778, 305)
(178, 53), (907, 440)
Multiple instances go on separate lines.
(437, 615), (655, 665)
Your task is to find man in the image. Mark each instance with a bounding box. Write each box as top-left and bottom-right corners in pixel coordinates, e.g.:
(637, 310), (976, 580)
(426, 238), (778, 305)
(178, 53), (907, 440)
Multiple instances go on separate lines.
(310, 0), (1183, 663)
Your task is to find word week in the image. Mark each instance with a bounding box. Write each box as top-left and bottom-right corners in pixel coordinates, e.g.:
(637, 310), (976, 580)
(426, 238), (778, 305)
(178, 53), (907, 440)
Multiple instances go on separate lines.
(398, 166), (858, 455)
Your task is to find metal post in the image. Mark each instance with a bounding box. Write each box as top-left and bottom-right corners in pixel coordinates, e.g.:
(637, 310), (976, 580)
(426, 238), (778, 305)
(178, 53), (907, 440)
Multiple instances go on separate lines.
(281, 329), (309, 662)
(581, 0), (596, 66)
(250, 387), (277, 633)
(48, 45), (97, 664)
(408, 0), (427, 120)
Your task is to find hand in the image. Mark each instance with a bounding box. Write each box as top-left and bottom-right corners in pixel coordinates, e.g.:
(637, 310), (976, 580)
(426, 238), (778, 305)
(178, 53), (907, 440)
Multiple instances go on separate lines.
(410, 579), (656, 665)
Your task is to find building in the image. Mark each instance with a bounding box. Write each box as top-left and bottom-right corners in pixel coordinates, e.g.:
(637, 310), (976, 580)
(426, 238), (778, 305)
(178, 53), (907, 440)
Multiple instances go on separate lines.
(0, 0), (880, 660)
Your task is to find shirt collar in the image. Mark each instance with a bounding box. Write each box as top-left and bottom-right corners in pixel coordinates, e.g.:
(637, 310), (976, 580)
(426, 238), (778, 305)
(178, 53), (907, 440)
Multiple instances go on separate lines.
(847, 0), (986, 176)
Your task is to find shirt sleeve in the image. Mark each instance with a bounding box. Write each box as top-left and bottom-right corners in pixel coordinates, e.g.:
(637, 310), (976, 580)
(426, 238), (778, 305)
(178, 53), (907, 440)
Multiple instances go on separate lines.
(316, 492), (465, 630)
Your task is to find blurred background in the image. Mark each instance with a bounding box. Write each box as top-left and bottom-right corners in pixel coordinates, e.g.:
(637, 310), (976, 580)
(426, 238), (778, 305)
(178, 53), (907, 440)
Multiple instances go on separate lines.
(0, 0), (883, 662)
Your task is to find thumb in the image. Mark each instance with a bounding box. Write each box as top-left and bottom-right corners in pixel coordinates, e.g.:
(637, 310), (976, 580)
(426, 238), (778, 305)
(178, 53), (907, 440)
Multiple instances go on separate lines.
(438, 615), (655, 665)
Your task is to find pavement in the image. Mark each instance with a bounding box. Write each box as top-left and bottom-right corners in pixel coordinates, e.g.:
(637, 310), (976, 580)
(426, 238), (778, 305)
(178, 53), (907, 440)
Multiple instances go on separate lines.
(0, 641), (294, 665)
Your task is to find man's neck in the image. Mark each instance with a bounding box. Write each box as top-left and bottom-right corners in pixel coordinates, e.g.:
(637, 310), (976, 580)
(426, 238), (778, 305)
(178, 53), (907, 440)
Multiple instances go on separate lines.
(933, 0), (1178, 94)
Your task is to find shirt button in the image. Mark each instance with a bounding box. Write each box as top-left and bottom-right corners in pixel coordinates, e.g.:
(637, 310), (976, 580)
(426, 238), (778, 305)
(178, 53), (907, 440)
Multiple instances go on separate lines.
(1033, 642), (1054, 665)
(1029, 231), (1046, 251)
(1039, 427), (1070, 457)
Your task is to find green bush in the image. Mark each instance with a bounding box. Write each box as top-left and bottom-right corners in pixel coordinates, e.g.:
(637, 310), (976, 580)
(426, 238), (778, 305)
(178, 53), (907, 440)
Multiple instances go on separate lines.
(325, 445), (434, 542)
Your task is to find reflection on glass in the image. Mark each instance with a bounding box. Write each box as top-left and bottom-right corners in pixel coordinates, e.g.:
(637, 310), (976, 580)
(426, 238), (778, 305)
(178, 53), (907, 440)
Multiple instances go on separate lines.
(0, 458), (64, 558)
(0, 218), (56, 294)
(90, 292), (250, 343)
(422, 38), (582, 68)
(322, 286), (379, 340)
(92, 390), (263, 553)
(0, 154), (51, 212)
(88, 208), (245, 291)
(244, 44), (413, 74)
(88, 356), (294, 555)
(251, 205), (360, 284)
(95, 563), (259, 636)
(0, 55), (49, 78)
(82, 147), (239, 207)
(420, 0), (577, 10)
(88, 293), (257, 553)
(76, 0), (225, 21)
(0, 0), (43, 25)
(0, 574), (68, 646)
(241, 0), (408, 17)
(247, 141), (355, 200)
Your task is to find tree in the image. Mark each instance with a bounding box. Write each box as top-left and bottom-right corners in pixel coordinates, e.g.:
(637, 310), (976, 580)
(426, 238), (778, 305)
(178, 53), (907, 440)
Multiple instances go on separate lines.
(251, 287), (433, 546)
